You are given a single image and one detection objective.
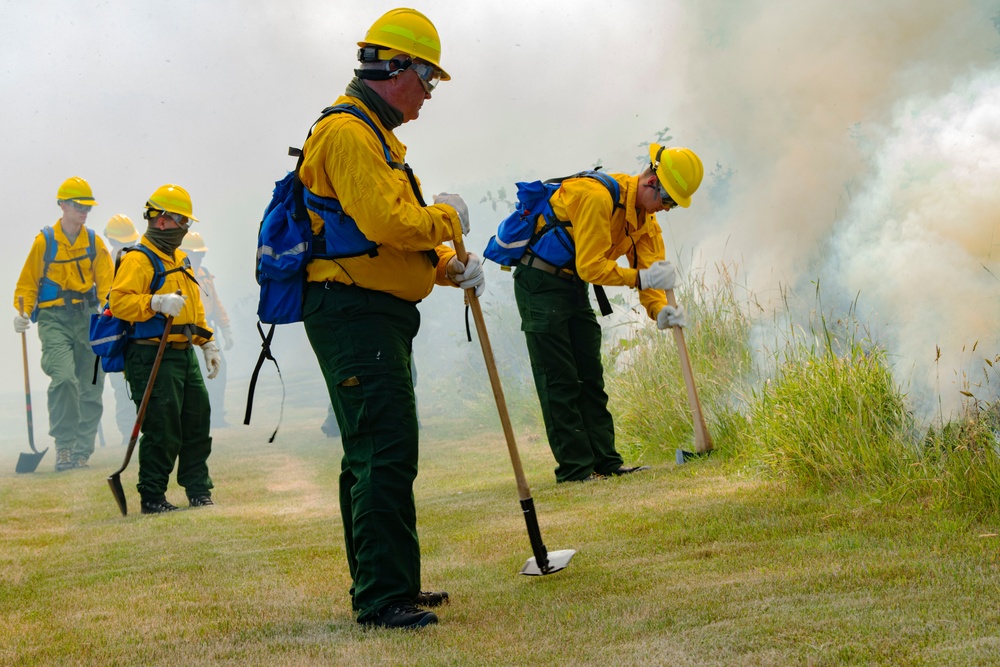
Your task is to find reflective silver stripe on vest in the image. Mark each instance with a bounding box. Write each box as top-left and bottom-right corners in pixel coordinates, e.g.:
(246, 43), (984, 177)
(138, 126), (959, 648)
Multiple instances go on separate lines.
(89, 333), (126, 348)
(257, 242), (309, 261)
(491, 236), (531, 250)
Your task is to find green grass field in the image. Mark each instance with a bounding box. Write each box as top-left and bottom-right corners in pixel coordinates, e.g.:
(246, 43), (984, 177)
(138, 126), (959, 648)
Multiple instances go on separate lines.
(3, 394), (1000, 666)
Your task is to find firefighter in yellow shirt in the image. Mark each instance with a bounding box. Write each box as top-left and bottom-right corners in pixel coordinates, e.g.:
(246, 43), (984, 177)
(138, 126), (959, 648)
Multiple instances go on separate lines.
(298, 9), (483, 629)
(181, 231), (234, 428)
(505, 146), (703, 482)
(108, 184), (221, 514)
(13, 177), (113, 471)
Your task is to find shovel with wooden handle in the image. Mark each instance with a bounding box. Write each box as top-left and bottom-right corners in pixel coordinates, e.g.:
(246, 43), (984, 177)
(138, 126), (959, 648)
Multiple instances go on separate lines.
(15, 296), (47, 474)
(107, 310), (175, 516)
(453, 240), (575, 576)
(665, 288), (714, 463)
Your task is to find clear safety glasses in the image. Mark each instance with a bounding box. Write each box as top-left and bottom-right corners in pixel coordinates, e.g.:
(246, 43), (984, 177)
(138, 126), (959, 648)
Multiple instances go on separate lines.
(151, 210), (190, 228)
(65, 201), (93, 213)
(410, 61), (441, 93)
(164, 212), (191, 229)
(655, 181), (678, 210)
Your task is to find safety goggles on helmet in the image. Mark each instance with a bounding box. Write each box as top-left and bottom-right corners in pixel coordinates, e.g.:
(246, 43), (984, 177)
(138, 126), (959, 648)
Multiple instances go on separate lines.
(655, 180), (678, 210)
(63, 200), (93, 213)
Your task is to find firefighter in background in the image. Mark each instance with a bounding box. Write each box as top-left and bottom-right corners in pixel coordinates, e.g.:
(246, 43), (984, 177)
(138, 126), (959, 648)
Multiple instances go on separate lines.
(503, 145), (702, 482)
(104, 214), (140, 445)
(181, 231), (234, 428)
(13, 177), (113, 471)
(109, 184), (221, 514)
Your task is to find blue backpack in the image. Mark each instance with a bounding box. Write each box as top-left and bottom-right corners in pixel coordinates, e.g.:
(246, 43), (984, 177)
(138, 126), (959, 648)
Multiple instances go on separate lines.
(32, 226), (99, 322)
(89, 245), (196, 374)
(249, 103), (431, 439)
(256, 104), (405, 326)
(483, 170), (622, 270)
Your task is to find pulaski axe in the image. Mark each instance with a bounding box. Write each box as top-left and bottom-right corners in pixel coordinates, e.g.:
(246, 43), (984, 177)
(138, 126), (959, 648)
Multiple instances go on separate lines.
(666, 289), (714, 464)
(107, 311), (175, 516)
(454, 239), (575, 576)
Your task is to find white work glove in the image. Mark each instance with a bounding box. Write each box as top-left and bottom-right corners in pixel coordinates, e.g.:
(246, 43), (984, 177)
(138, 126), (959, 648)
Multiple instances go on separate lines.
(201, 341), (222, 379)
(434, 193), (470, 236)
(150, 293), (187, 318)
(13, 312), (30, 333)
(657, 305), (687, 329)
(221, 327), (234, 351)
(447, 253), (486, 297)
(637, 261), (677, 291)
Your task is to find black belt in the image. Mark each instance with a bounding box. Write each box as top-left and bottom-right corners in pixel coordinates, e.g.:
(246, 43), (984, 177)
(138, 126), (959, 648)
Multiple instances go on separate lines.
(518, 255), (613, 316)
(134, 340), (191, 350)
(519, 254), (576, 281)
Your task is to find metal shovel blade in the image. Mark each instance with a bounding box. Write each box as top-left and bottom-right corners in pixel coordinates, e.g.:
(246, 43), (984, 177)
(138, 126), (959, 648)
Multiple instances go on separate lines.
(520, 549), (576, 576)
(107, 474), (128, 517)
(15, 448), (47, 474)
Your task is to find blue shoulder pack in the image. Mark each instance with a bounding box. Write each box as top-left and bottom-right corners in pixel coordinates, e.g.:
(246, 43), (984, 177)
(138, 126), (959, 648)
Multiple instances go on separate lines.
(89, 245), (193, 374)
(255, 104), (402, 326)
(248, 103), (419, 440)
(33, 226), (98, 322)
(483, 170), (621, 270)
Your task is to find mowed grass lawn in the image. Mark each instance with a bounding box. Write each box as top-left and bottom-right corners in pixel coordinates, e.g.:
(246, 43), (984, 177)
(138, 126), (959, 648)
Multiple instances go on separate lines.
(3, 405), (1000, 666)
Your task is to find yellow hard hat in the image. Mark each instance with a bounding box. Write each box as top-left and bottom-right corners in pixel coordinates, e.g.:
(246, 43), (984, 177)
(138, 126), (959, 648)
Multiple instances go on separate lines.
(56, 176), (97, 206)
(358, 8), (450, 80)
(145, 184), (198, 222)
(649, 145), (703, 208)
(105, 214), (139, 243)
(181, 230), (208, 253)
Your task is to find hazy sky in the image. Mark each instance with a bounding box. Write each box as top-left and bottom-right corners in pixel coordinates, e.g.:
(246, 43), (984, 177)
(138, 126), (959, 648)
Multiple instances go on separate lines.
(1, 0), (998, 453)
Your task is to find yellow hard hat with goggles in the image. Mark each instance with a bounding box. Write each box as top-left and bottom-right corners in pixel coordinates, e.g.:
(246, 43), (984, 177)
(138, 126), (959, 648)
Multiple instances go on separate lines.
(355, 8), (449, 88)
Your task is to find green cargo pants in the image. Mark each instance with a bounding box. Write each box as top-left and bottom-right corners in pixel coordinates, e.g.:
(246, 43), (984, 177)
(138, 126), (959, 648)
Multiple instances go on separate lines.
(124, 344), (213, 500)
(513, 265), (623, 482)
(303, 282), (421, 622)
(37, 305), (104, 462)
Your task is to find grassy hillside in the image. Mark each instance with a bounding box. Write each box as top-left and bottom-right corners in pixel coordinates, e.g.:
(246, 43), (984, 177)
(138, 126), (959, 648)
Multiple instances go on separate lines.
(4, 270), (1000, 665)
(3, 397), (1000, 666)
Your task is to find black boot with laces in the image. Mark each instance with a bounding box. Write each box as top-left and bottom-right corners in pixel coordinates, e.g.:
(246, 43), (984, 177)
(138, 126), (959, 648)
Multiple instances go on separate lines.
(140, 498), (179, 514)
(360, 603), (438, 629)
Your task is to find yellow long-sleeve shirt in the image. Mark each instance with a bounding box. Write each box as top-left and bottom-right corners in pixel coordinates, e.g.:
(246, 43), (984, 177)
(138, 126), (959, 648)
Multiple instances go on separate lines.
(545, 174), (668, 321)
(298, 96), (461, 302)
(108, 237), (214, 346)
(13, 220), (113, 314)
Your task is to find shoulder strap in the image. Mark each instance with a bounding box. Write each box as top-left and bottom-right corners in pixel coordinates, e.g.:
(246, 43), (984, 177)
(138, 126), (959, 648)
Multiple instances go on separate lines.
(125, 245), (168, 292)
(85, 228), (96, 262)
(298, 103), (434, 261)
(544, 169), (622, 211)
(289, 104), (403, 172)
(40, 226), (56, 277)
(585, 171), (623, 211)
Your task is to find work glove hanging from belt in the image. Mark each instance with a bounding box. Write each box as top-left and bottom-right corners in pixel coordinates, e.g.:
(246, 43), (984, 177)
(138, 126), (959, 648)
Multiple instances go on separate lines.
(221, 326), (234, 351)
(433, 193), (470, 236)
(201, 341), (222, 379)
(13, 311), (30, 333)
(657, 305), (687, 329)
(150, 293), (187, 318)
(637, 260), (677, 291)
(447, 252), (486, 297)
